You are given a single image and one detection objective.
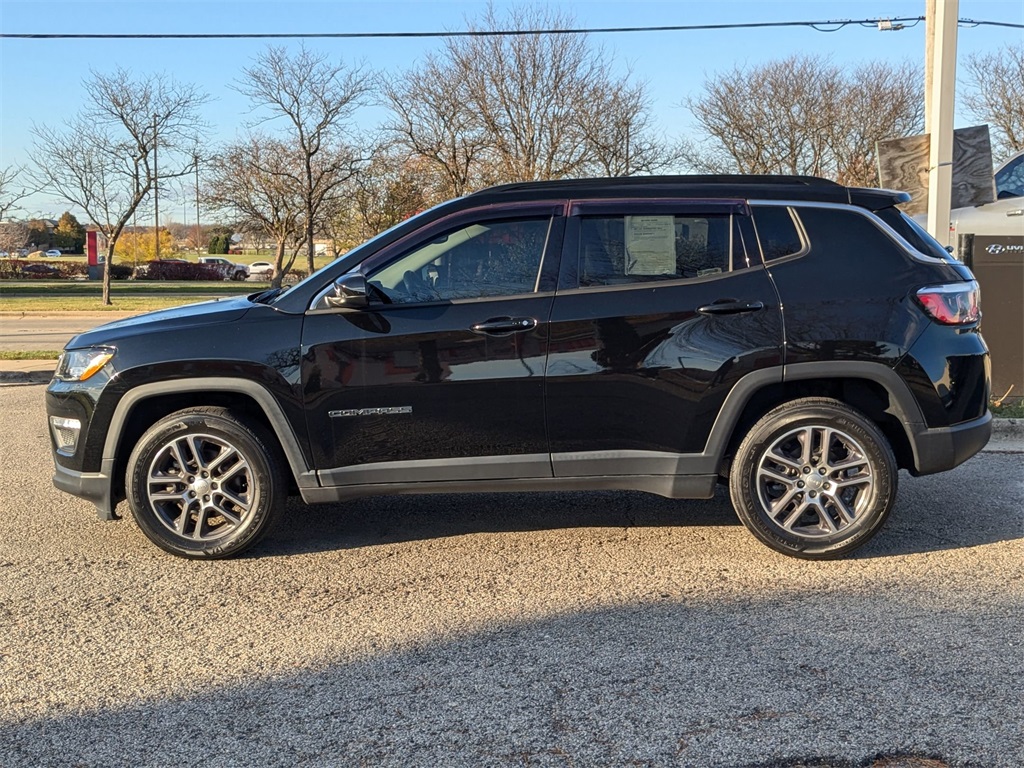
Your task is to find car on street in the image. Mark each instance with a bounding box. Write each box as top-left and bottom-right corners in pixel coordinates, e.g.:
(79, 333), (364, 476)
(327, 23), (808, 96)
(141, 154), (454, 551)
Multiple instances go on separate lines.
(44, 249), (63, 257)
(46, 175), (991, 560)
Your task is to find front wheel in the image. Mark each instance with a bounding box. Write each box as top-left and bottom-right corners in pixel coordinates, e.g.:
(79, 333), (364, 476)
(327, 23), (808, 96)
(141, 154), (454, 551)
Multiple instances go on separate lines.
(729, 398), (897, 559)
(126, 407), (286, 559)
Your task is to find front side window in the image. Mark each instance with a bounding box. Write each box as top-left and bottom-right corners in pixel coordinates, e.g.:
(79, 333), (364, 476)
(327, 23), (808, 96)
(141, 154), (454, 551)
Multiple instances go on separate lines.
(368, 218), (550, 304)
(578, 214), (739, 287)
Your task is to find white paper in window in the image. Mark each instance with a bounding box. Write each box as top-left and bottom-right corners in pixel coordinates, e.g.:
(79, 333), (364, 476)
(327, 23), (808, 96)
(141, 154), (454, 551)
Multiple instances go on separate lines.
(625, 215), (675, 275)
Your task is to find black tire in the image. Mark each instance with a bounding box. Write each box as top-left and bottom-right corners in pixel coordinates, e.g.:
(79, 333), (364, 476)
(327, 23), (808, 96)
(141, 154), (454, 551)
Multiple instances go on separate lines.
(232, 270), (247, 281)
(728, 397), (897, 559)
(126, 407), (286, 559)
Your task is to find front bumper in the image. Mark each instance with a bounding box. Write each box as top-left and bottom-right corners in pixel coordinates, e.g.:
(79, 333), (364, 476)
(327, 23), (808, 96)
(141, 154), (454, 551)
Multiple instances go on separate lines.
(910, 410), (992, 476)
(53, 458), (118, 520)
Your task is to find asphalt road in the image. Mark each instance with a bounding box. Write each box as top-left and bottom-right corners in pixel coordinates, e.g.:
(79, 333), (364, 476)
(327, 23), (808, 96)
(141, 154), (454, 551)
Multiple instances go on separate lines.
(0, 312), (137, 351)
(1, 384), (1021, 768)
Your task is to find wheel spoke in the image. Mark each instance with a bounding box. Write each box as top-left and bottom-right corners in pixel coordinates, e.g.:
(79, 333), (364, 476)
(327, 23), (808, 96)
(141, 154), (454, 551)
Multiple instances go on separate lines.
(781, 501), (808, 530)
(834, 474), (871, 490)
(798, 428), (814, 465)
(217, 458), (251, 485)
(829, 495), (857, 525)
(207, 446), (240, 476)
(758, 465), (794, 486)
(219, 487), (252, 513)
(168, 440), (191, 475)
(769, 486), (801, 517)
(767, 448), (802, 472)
(189, 436), (209, 471)
(210, 498), (242, 526)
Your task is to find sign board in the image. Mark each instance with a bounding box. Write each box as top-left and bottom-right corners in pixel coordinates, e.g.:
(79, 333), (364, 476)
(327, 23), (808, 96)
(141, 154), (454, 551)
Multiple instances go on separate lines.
(971, 234), (1024, 400)
(877, 125), (996, 216)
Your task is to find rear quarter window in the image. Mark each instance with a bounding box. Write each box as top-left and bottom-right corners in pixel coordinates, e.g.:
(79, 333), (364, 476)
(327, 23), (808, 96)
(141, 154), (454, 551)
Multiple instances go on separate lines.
(794, 206), (908, 261)
(751, 206), (804, 261)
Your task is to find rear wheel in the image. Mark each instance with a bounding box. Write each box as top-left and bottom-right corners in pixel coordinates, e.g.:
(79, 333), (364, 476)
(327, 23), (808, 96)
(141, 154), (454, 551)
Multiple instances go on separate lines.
(126, 407), (286, 559)
(729, 398), (897, 559)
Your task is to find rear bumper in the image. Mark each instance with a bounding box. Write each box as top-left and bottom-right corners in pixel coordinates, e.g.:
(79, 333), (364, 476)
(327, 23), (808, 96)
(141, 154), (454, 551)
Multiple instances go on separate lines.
(53, 458), (117, 520)
(910, 410), (992, 476)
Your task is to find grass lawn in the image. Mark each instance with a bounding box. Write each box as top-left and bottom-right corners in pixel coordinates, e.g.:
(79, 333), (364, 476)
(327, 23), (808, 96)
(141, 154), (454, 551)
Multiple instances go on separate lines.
(0, 350), (62, 360)
(0, 280), (266, 312)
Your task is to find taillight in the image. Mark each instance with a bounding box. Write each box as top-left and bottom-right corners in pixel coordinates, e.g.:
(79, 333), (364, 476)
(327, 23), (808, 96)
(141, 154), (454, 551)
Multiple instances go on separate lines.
(915, 281), (981, 325)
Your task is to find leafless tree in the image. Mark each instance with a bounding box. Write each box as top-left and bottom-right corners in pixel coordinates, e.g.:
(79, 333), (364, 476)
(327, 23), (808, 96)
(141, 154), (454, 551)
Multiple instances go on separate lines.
(205, 135), (305, 288)
(683, 55), (923, 187)
(234, 44), (372, 275)
(577, 78), (681, 176)
(0, 165), (36, 222)
(330, 148), (442, 252)
(0, 221), (28, 254)
(385, 3), (671, 187)
(381, 54), (492, 198)
(961, 43), (1024, 161)
(30, 69), (208, 303)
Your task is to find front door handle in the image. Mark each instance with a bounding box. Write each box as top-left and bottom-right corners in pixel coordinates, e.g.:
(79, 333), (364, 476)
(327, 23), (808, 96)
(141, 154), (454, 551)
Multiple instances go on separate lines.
(696, 300), (765, 316)
(470, 316), (538, 335)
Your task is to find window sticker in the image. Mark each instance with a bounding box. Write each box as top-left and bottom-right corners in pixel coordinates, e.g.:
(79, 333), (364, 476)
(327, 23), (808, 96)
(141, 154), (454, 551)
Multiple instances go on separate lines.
(624, 215), (676, 275)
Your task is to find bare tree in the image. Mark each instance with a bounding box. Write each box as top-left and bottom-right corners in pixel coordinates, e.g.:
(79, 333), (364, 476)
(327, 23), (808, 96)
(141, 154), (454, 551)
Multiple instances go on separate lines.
(330, 148), (441, 252)
(683, 55), (923, 187)
(0, 221), (28, 254)
(205, 135), (305, 289)
(962, 43), (1024, 161)
(577, 78), (680, 176)
(0, 165), (36, 222)
(381, 54), (492, 197)
(31, 69), (208, 303)
(234, 44), (372, 275)
(386, 3), (671, 188)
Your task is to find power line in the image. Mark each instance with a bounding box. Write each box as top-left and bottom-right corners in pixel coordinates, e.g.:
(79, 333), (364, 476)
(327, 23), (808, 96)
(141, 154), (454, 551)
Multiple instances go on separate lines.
(1, 17), (1021, 40)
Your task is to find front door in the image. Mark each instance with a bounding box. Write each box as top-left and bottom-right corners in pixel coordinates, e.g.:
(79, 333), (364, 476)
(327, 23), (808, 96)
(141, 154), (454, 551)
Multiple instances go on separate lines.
(301, 207), (564, 487)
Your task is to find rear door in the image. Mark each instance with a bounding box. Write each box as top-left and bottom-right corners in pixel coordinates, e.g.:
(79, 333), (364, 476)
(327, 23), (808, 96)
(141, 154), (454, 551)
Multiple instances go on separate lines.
(545, 199), (784, 476)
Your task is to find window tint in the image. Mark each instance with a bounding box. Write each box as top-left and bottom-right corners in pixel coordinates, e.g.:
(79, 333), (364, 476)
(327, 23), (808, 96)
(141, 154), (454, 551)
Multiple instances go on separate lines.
(874, 206), (954, 262)
(578, 214), (736, 287)
(751, 206), (803, 260)
(369, 218), (550, 303)
(795, 206), (907, 261)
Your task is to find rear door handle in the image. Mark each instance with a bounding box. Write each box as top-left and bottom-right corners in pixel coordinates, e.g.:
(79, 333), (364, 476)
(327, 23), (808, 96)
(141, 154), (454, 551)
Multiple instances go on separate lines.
(696, 300), (765, 316)
(470, 316), (537, 335)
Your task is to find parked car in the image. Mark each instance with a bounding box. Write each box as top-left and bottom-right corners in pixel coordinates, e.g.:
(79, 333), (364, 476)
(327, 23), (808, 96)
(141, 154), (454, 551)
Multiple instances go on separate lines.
(44, 249), (63, 257)
(46, 175), (991, 560)
(22, 262), (57, 275)
(247, 261), (274, 279)
(918, 150), (1024, 239)
(198, 256), (249, 281)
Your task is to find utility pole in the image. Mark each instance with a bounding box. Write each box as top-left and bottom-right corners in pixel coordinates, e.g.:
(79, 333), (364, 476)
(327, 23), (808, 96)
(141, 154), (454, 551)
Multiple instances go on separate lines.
(153, 113), (160, 260)
(194, 153), (201, 254)
(925, 0), (958, 246)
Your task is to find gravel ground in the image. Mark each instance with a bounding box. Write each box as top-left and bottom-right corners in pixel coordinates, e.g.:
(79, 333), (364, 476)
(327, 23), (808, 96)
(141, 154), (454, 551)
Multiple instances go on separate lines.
(0, 383), (1021, 767)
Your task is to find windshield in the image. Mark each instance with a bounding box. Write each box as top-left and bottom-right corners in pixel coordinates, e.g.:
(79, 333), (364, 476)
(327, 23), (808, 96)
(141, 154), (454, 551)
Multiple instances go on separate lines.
(874, 207), (955, 262)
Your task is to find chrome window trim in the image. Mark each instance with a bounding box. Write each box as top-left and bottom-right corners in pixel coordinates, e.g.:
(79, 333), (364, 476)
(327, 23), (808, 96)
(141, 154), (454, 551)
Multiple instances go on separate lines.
(305, 289), (556, 315)
(748, 198), (951, 265)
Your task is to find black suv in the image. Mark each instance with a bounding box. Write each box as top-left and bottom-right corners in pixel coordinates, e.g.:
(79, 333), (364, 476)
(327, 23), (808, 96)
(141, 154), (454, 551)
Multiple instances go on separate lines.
(46, 176), (991, 559)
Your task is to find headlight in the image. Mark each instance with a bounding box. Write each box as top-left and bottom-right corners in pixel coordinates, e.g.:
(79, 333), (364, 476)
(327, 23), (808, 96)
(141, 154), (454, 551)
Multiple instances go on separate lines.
(56, 347), (116, 382)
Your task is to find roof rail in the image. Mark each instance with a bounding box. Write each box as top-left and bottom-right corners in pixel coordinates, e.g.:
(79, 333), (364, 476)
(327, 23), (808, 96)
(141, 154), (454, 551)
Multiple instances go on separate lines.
(475, 174), (843, 195)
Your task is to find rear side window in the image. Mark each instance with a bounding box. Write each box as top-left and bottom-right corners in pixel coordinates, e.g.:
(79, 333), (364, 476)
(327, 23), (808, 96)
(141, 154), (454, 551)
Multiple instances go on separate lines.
(794, 206), (908, 261)
(579, 214), (742, 287)
(751, 206), (804, 261)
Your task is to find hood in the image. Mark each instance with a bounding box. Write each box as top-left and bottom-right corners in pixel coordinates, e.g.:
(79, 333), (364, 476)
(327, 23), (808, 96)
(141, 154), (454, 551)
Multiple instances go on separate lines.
(66, 295), (253, 349)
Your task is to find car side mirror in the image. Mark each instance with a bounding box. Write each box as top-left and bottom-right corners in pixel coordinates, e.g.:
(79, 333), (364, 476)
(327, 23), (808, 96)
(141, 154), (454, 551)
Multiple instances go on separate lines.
(325, 273), (369, 309)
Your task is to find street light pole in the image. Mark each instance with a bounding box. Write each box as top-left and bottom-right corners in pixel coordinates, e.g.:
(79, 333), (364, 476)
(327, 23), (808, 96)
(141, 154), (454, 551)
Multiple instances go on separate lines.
(925, 0), (959, 246)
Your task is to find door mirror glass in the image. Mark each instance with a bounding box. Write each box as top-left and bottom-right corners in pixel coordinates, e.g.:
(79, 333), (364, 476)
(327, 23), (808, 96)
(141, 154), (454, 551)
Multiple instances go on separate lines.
(325, 273), (369, 309)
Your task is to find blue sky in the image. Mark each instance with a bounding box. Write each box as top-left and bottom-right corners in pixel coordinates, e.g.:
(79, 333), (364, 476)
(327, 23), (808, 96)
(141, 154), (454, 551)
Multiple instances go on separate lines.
(2, 0), (1022, 218)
